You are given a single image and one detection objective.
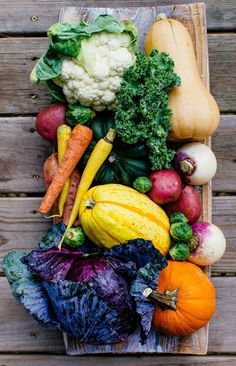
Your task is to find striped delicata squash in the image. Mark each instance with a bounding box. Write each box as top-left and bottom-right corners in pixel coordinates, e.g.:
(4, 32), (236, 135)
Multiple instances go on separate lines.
(79, 184), (170, 255)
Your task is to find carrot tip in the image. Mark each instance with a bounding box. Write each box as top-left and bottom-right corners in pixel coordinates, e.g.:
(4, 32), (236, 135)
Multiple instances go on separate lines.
(44, 214), (62, 219)
(58, 232), (66, 251)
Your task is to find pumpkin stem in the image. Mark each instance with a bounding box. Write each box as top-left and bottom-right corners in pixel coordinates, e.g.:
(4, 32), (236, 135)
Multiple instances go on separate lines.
(143, 287), (178, 311)
(155, 13), (167, 22)
(85, 198), (95, 209)
(104, 128), (116, 144)
(180, 159), (195, 174)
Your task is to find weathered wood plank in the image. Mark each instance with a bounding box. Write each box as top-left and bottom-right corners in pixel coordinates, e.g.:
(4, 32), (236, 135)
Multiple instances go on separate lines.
(1, 354), (236, 366)
(0, 0), (235, 33)
(0, 115), (235, 193)
(212, 115), (236, 193)
(0, 276), (235, 353)
(0, 196), (235, 274)
(0, 117), (50, 192)
(0, 35), (235, 114)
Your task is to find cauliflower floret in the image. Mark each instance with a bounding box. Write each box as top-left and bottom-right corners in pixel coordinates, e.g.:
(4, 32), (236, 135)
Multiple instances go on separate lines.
(57, 32), (136, 110)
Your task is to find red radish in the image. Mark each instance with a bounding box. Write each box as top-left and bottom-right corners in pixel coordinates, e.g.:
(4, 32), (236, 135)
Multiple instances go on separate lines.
(36, 103), (67, 143)
(148, 169), (182, 204)
(165, 185), (201, 224)
(188, 222), (226, 266)
(173, 142), (217, 185)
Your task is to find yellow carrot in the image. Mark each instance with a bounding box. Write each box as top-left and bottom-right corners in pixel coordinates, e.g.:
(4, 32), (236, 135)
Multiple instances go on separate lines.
(68, 128), (116, 229)
(58, 128), (116, 250)
(57, 124), (72, 217)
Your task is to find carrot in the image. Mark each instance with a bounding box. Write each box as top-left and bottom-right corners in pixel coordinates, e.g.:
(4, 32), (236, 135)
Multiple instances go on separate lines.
(39, 124), (93, 214)
(63, 169), (81, 226)
(43, 153), (61, 223)
(67, 128), (116, 230)
(57, 124), (72, 217)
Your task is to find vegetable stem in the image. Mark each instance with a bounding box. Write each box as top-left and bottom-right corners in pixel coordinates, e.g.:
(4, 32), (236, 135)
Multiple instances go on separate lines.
(143, 287), (178, 311)
(180, 159), (195, 174)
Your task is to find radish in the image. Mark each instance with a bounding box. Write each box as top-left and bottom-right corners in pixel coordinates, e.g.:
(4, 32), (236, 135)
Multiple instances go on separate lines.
(165, 185), (201, 224)
(36, 103), (67, 143)
(173, 142), (217, 185)
(188, 222), (226, 266)
(148, 169), (182, 204)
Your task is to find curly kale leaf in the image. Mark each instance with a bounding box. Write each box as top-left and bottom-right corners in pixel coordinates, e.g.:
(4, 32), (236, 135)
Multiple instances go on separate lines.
(115, 50), (181, 170)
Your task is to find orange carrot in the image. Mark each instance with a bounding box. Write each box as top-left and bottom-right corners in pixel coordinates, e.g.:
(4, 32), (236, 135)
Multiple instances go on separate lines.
(39, 125), (93, 214)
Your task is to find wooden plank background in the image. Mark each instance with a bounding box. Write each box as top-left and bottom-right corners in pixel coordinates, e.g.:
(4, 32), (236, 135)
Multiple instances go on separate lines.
(0, 0), (235, 364)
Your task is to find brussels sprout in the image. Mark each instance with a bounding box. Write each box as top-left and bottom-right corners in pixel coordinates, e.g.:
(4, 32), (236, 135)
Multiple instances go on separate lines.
(169, 243), (190, 261)
(170, 222), (193, 241)
(66, 104), (95, 126)
(64, 227), (85, 248)
(170, 212), (188, 224)
(133, 176), (152, 193)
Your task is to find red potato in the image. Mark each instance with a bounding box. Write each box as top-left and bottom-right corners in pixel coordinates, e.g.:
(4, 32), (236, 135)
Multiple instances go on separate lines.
(148, 169), (182, 204)
(165, 185), (202, 224)
(63, 170), (81, 226)
(36, 103), (67, 143)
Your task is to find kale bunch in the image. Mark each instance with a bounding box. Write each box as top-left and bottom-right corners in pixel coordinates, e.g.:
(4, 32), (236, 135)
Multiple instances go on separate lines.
(115, 50), (181, 170)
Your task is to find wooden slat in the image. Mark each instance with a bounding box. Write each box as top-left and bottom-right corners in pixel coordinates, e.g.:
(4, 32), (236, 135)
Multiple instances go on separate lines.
(208, 34), (236, 113)
(0, 35), (235, 114)
(0, 0), (235, 33)
(0, 117), (50, 192)
(212, 115), (236, 193)
(1, 355), (236, 366)
(0, 276), (235, 353)
(0, 115), (235, 193)
(0, 196), (235, 274)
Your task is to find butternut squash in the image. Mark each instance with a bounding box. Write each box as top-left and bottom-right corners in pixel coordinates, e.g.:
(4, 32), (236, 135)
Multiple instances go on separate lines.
(145, 14), (220, 141)
(79, 184), (171, 255)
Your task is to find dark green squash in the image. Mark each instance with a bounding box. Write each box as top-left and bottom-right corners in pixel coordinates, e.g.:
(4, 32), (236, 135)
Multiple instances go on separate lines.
(81, 112), (150, 186)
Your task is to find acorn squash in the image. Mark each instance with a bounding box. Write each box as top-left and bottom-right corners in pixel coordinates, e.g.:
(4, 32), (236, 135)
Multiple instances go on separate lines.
(79, 184), (171, 255)
(81, 112), (150, 186)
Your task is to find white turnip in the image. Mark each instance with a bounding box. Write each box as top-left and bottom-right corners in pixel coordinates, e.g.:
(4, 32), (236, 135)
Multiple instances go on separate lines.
(188, 222), (226, 266)
(173, 142), (217, 185)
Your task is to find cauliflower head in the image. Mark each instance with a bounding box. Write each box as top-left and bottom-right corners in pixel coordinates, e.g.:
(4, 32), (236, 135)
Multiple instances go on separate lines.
(55, 32), (136, 111)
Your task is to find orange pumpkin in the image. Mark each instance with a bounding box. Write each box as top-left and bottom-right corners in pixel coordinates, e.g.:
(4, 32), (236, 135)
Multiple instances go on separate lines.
(151, 261), (216, 336)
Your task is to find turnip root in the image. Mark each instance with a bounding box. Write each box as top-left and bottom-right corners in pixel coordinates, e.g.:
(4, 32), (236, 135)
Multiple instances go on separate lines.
(165, 185), (201, 224)
(173, 142), (217, 185)
(36, 103), (67, 143)
(148, 169), (182, 204)
(188, 222), (226, 266)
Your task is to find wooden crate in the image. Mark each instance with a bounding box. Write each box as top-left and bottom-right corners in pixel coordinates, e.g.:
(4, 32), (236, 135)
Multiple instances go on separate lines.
(58, 2), (211, 356)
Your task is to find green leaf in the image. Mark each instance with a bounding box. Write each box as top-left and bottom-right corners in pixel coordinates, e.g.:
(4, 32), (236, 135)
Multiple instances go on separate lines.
(45, 79), (67, 102)
(30, 50), (62, 84)
(66, 103), (95, 126)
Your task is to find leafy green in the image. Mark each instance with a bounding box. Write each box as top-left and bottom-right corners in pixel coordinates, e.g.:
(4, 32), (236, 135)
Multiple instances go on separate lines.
(31, 14), (138, 85)
(45, 80), (67, 102)
(66, 103), (95, 126)
(115, 50), (181, 170)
